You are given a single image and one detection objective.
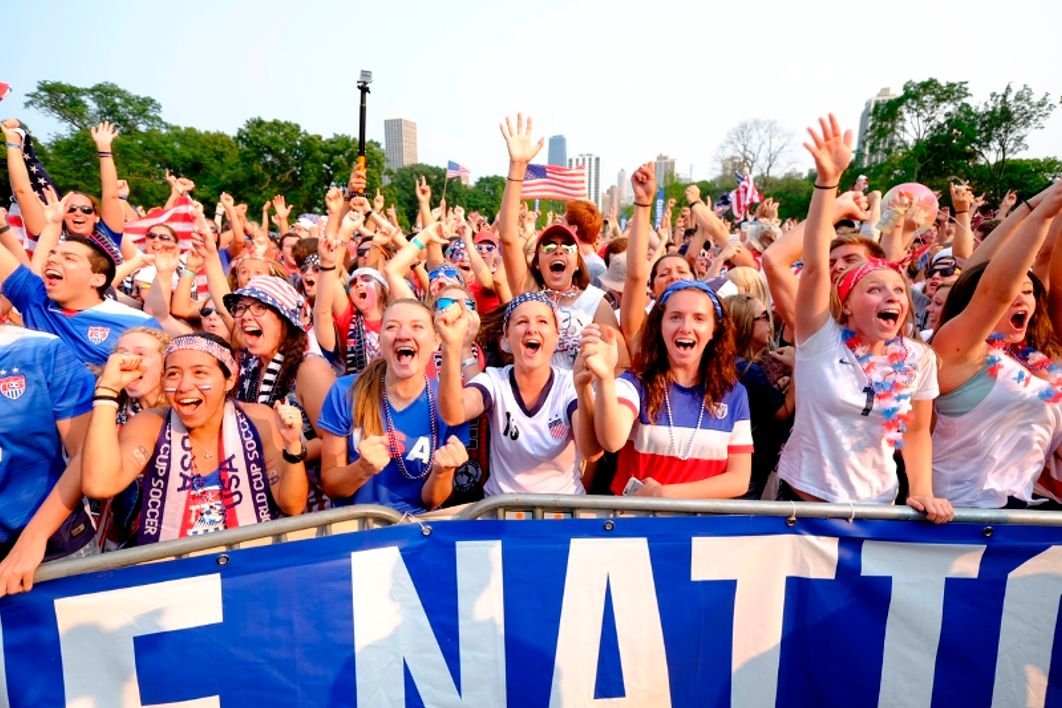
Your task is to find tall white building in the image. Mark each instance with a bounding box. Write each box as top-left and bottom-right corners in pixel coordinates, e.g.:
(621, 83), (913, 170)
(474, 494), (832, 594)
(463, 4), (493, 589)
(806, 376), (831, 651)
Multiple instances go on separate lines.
(384, 118), (418, 171)
(616, 168), (628, 208)
(568, 153), (601, 208)
(857, 88), (897, 163)
(655, 154), (676, 185)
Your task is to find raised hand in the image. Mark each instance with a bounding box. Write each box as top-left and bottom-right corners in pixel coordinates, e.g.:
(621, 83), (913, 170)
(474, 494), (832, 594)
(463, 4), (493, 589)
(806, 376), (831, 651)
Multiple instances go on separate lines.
(273, 402), (304, 449)
(631, 164), (657, 205)
(373, 189), (385, 213)
(324, 186), (344, 215)
(347, 167), (367, 196)
(415, 176), (431, 204)
(38, 186), (72, 225)
(434, 297), (470, 348)
(357, 434), (392, 474)
(802, 114), (853, 186)
(433, 435), (468, 470)
(349, 196), (371, 215)
(272, 195), (292, 219)
(684, 184), (701, 205)
(499, 113), (544, 165)
(579, 323), (619, 381)
(318, 232), (343, 267)
(338, 211), (365, 241)
(950, 182), (973, 213)
(175, 177), (195, 195)
(116, 179), (131, 200)
(833, 190), (871, 222)
(0, 120), (23, 147)
(98, 352), (148, 393)
(219, 192), (235, 210)
(90, 121), (119, 151)
(1000, 189), (1018, 211)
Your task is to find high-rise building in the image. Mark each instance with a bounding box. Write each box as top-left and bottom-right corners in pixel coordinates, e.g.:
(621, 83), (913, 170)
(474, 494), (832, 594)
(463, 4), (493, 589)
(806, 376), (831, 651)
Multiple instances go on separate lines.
(857, 87), (897, 163)
(655, 154), (676, 185)
(616, 169), (628, 208)
(384, 118), (418, 171)
(568, 153), (601, 208)
(548, 135), (567, 167)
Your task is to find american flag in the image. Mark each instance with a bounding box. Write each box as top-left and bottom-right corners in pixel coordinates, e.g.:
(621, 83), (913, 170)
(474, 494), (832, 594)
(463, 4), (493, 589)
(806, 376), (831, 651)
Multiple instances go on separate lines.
(124, 196), (208, 295)
(10, 122), (57, 202)
(729, 172), (762, 221)
(548, 416), (567, 440)
(520, 164), (587, 201)
(446, 161), (471, 179)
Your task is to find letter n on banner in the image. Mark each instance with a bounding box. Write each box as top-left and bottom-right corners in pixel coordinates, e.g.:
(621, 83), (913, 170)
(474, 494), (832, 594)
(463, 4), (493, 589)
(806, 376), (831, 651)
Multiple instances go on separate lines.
(351, 541), (505, 707)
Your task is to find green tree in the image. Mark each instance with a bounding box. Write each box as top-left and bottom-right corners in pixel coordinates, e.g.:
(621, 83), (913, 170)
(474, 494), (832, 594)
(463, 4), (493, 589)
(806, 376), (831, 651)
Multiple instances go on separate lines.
(971, 84), (1057, 192)
(24, 80), (168, 134)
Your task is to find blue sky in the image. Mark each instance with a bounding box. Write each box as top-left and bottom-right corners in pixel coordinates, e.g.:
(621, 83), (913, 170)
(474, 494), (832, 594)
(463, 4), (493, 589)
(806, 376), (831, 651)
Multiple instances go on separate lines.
(6, 0), (1061, 200)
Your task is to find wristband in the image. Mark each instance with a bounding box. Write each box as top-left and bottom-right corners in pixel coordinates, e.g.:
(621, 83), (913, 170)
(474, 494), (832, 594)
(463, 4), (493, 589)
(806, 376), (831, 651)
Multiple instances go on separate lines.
(92, 399), (120, 409)
(0, 224), (9, 235)
(5, 142), (22, 150)
(365, 210), (374, 221)
(1023, 199), (1035, 212)
(282, 442), (308, 464)
(410, 235), (425, 251)
(180, 268), (196, 278)
(814, 183), (838, 190)
(688, 199), (704, 208)
(633, 202), (652, 208)
(95, 385), (120, 395)
(318, 264), (337, 271)
(953, 210), (968, 215)
(97, 151), (113, 158)
(506, 177), (524, 182)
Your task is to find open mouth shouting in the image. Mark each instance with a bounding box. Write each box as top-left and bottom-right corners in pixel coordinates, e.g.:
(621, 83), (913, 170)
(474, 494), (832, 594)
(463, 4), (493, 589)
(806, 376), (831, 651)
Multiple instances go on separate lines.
(173, 394), (205, 417)
(876, 307), (901, 328)
(43, 267), (64, 288)
(674, 337), (697, 352)
(394, 343), (417, 365)
(1010, 310), (1029, 330)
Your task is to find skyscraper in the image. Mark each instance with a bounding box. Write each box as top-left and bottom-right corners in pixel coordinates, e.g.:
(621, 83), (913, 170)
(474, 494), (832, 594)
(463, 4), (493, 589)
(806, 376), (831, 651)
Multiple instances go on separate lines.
(384, 118), (418, 171)
(655, 154), (676, 186)
(568, 153), (601, 208)
(616, 169), (628, 208)
(548, 135), (567, 167)
(857, 88), (896, 163)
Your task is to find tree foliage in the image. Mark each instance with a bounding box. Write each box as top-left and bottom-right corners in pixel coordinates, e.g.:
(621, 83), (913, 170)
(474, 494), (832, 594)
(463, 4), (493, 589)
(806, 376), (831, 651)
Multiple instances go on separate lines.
(25, 80), (168, 133)
(715, 119), (793, 181)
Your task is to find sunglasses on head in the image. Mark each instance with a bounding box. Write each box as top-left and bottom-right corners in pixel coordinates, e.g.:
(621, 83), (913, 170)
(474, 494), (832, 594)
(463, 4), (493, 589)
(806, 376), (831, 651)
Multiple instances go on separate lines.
(199, 306), (215, 318)
(435, 296), (476, 312)
(540, 242), (577, 255)
(145, 231), (176, 242)
(67, 205), (95, 215)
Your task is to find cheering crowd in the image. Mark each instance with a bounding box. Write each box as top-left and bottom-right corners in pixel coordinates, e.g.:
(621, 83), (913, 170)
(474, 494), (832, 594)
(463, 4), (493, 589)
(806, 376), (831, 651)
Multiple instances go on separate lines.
(2, 110), (1062, 597)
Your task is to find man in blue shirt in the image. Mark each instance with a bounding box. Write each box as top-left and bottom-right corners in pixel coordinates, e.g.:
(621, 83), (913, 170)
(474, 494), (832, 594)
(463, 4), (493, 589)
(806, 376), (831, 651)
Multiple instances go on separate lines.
(0, 232), (160, 366)
(0, 325), (96, 596)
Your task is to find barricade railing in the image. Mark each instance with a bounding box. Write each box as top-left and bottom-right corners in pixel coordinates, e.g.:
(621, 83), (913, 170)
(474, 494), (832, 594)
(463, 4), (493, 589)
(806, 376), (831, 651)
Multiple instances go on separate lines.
(454, 493), (1062, 526)
(35, 504), (404, 584)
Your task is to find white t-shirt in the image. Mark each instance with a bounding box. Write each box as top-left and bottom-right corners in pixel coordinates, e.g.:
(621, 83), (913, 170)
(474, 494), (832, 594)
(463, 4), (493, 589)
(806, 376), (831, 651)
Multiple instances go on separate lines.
(776, 318), (939, 503)
(553, 285), (609, 369)
(467, 365), (584, 496)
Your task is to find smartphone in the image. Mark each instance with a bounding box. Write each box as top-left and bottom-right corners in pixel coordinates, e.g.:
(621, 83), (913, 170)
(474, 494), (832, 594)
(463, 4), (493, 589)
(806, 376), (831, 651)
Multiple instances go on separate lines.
(622, 477), (645, 496)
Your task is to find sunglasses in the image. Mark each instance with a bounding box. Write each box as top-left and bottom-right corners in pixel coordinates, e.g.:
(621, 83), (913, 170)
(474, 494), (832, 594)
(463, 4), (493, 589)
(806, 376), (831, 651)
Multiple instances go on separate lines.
(67, 205), (95, 215)
(429, 266), (463, 282)
(357, 247), (371, 257)
(927, 266), (959, 278)
(145, 232), (176, 242)
(754, 311), (771, 323)
(199, 306), (215, 318)
(540, 242), (577, 255)
(232, 301), (270, 317)
(435, 296), (476, 312)
(475, 242), (497, 253)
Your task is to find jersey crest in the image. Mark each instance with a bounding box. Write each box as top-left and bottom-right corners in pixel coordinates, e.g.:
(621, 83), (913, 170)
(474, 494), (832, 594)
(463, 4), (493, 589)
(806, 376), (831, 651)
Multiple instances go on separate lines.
(0, 373), (25, 400)
(86, 326), (111, 344)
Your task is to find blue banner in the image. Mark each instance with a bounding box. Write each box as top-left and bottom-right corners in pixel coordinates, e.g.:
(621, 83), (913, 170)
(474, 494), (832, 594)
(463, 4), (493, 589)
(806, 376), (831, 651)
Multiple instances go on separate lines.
(654, 187), (666, 230)
(2, 516), (1061, 707)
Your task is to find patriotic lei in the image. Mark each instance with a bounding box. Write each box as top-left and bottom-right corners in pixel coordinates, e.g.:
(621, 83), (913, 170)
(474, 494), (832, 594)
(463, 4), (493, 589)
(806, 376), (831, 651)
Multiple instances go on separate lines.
(841, 328), (917, 448)
(986, 333), (1062, 403)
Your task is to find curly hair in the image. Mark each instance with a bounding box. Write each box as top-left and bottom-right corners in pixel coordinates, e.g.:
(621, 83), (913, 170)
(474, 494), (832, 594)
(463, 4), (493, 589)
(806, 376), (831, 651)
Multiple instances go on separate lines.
(270, 321), (309, 403)
(632, 289), (739, 421)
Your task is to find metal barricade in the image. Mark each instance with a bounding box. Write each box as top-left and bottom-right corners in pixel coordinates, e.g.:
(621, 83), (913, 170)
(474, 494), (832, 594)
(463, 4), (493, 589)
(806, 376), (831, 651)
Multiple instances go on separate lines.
(35, 504), (405, 584)
(455, 493), (1062, 526)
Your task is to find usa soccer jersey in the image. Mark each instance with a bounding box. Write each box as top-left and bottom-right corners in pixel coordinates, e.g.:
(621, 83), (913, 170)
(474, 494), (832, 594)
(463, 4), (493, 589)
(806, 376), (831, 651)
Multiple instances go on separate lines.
(610, 372), (753, 495)
(2, 264), (160, 366)
(317, 374), (469, 514)
(0, 326), (94, 552)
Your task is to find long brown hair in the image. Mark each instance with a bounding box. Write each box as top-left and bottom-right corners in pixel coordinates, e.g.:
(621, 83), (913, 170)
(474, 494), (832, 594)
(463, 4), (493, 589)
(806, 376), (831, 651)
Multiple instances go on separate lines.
(632, 288), (739, 421)
(724, 294), (771, 363)
(347, 299), (434, 436)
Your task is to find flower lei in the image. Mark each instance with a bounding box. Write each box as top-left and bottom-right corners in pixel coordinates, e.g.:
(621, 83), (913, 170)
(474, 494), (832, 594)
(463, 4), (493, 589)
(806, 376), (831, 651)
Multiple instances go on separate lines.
(986, 333), (1062, 403)
(841, 328), (916, 448)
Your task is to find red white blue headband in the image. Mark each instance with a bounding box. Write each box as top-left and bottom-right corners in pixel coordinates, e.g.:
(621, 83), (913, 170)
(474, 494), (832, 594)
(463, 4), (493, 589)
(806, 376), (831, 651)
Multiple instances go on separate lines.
(836, 259), (904, 302)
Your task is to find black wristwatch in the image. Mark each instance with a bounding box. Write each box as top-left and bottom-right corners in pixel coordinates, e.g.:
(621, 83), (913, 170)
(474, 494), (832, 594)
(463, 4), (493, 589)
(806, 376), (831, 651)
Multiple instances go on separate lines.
(283, 442), (308, 464)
